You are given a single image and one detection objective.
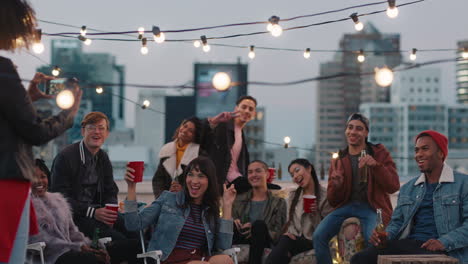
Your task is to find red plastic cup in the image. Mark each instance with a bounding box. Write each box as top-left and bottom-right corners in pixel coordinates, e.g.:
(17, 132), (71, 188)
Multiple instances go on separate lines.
(303, 195), (317, 213)
(267, 168), (276, 183)
(128, 161), (144, 182)
(105, 203), (119, 224)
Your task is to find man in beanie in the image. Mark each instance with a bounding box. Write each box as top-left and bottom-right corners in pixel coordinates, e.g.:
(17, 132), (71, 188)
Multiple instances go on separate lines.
(314, 113), (400, 264)
(351, 130), (468, 263)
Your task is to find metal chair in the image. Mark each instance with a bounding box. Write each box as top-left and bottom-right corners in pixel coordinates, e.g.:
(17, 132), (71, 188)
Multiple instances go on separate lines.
(27, 242), (46, 264)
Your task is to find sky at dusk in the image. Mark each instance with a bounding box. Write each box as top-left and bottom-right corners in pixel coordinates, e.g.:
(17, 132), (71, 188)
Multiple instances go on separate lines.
(2, 0), (467, 152)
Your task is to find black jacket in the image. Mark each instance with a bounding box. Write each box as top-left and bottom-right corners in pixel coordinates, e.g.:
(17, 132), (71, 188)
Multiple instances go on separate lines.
(201, 119), (250, 185)
(50, 141), (118, 219)
(0, 56), (74, 182)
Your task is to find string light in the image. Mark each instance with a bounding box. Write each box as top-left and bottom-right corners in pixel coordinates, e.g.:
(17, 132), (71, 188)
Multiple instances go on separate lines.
(386, 0), (399, 18)
(96, 86), (103, 94)
(357, 49), (365, 63)
(137, 27), (144, 39)
(201, 35), (210, 52)
(267, 16), (283, 37)
(350, 13), (364, 31)
(56, 90), (74, 109)
(78, 35), (92, 46)
(248, 45), (255, 59)
(140, 38), (148, 55)
(283, 136), (291, 148)
(51, 66), (61, 77)
(141, 99), (151, 109)
(304, 48), (311, 59)
(80, 26), (87, 37)
(332, 152), (339, 159)
(32, 29), (45, 54)
(152, 26), (165, 44)
(462, 48), (468, 59)
(410, 48), (417, 61)
(374, 66), (394, 87)
(212, 72), (231, 91)
(193, 40), (201, 48)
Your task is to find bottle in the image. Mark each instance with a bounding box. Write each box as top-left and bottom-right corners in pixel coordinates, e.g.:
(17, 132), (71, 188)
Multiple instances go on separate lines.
(91, 227), (100, 249)
(360, 149), (368, 183)
(375, 208), (387, 249)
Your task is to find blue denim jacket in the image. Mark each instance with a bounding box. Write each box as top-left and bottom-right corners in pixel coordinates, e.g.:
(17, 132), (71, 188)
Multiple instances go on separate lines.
(124, 191), (233, 261)
(386, 164), (468, 263)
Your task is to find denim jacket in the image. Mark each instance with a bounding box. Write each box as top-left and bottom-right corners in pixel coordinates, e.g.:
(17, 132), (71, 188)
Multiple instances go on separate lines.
(386, 164), (468, 263)
(124, 191), (233, 261)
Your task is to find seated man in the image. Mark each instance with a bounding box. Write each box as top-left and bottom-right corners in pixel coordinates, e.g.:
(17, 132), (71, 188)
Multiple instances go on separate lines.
(351, 130), (468, 264)
(232, 160), (287, 264)
(50, 112), (139, 264)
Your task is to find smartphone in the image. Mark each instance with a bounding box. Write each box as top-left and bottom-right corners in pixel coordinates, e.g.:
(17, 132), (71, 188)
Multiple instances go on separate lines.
(45, 78), (78, 95)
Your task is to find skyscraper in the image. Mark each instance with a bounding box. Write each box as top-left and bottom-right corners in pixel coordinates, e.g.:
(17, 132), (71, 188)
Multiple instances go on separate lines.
(456, 40), (468, 104)
(315, 23), (401, 172)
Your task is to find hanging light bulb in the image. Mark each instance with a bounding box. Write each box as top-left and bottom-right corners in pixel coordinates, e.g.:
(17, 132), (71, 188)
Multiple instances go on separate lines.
(409, 48), (417, 61)
(141, 99), (151, 109)
(212, 72), (231, 91)
(283, 136), (291, 148)
(304, 48), (311, 59)
(78, 35), (92, 46)
(193, 40), (201, 48)
(350, 13), (364, 31)
(152, 26), (165, 43)
(461, 48), (468, 59)
(357, 49), (365, 63)
(267, 16), (283, 37)
(32, 29), (44, 54)
(56, 90), (75, 109)
(51, 66), (61, 77)
(386, 0), (399, 18)
(138, 27), (145, 39)
(80, 26), (87, 37)
(201, 35), (210, 52)
(248, 45), (255, 59)
(96, 86), (104, 94)
(332, 152), (339, 159)
(140, 38), (148, 55)
(375, 66), (394, 87)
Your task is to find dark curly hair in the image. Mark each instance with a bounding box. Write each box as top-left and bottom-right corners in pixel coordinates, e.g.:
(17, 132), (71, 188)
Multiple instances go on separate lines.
(0, 0), (38, 51)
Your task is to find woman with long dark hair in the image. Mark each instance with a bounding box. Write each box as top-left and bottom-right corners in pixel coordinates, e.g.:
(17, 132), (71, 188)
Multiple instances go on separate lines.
(266, 159), (333, 264)
(0, 1), (81, 263)
(125, 156), (237, 264)
(152, 117), (205, 198)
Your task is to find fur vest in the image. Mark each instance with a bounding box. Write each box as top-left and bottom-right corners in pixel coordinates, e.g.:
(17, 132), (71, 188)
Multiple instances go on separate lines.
(29, 192), (90, 264)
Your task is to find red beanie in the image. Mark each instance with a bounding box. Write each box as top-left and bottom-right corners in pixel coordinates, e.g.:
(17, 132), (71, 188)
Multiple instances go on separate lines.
(415, 130), (448, 160)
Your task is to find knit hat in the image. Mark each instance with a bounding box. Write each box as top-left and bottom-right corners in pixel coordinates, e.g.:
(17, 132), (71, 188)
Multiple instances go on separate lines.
(415, 130), (448, 160)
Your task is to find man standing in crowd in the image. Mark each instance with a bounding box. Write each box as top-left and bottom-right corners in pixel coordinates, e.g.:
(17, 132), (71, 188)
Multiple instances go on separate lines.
(232, 160), (287, 264)
(203, 95), (257, 193)
(313, 113), (400, 264)
(50, 112), (139, 264)
(351, 130), (468, 264)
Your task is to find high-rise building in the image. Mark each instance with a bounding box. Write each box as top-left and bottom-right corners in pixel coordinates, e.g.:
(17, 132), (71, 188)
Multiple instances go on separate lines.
(316, 23), (401, 173)
(244, 107), (266, 161)
(456, 40), (468, 104)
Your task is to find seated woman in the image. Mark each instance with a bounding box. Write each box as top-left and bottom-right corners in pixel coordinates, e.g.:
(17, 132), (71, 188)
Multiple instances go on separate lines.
(266, 159), (333, 264)
(152, 117), (205, 198)
(29, 159), (109, 264)
(125, 156), (236, 264)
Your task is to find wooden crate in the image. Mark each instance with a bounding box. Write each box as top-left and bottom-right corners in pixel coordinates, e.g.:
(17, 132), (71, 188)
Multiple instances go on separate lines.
(378, 255), (458, 264)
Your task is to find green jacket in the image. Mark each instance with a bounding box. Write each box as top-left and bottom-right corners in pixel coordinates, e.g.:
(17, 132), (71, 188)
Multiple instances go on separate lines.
(232, 189), (287, 242)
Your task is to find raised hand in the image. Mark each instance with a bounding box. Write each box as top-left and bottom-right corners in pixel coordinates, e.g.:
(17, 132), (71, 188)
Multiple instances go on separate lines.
(329, 158), (344, 186)
(222, 184), (237, 206)
(208, 111), (240, 127)
(27, 72), (54, 102)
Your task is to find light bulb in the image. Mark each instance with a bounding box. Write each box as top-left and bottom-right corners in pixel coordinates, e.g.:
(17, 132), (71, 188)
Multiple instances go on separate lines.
(142, 100), (150, 108)
(354, 22), (364, 31)
(56, 90), (75, 109)
(248, 51), (255, 59)
(270, 24), (283, 37)
(138, 27), (144, 35)
(386, 7), (399, 18)
(80, 26), (87, 36)
(193, 40), (201, 48)
(463, 52), (468, 59)
(203, 44), (211, 52)
(96, 86), (103, 94)
(283, 136), (291, 144)
(332, 152), (339, 159)
(32, 42), (44, 54)
(357, 54), (365, 63)
(154, 32), (165, 43)
(84, 38), (92, 46)
(212, 72), (231, 91)
(51, 67), (60, 77)
(140, 46), (149, 55)
(375, 67), (394, 87)
(266, 23), (273, 32)
(304, 48), (311, 59)
(409, 53), (417, 61)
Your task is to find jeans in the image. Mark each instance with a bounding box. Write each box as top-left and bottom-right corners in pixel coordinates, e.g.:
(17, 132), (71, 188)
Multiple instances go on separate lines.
(265, 235), (313, 264)
(0, 196), (30, 264)
(313, 201), (377, 264)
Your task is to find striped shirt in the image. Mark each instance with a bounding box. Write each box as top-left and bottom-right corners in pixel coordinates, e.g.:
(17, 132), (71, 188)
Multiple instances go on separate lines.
(175, 204), (207, 250)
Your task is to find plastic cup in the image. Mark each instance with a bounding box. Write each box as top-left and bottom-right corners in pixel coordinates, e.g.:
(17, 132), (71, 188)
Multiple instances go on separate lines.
(128, 161), (144, 182)
(105, 203), (119, 224)
(267, 168), (276, 183)
(303, 195), (317, 213)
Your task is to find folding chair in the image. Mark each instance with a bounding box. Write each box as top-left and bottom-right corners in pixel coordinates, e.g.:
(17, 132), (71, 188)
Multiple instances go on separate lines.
(27, 242), (46, 264)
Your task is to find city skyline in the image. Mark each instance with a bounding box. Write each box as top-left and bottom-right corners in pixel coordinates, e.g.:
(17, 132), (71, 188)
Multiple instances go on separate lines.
(1, 0), (467, 154)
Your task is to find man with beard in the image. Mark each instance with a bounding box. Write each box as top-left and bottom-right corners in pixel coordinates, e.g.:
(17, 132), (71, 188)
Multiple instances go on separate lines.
(351, 130), (468, 264)
(313, 113), (400, 264)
